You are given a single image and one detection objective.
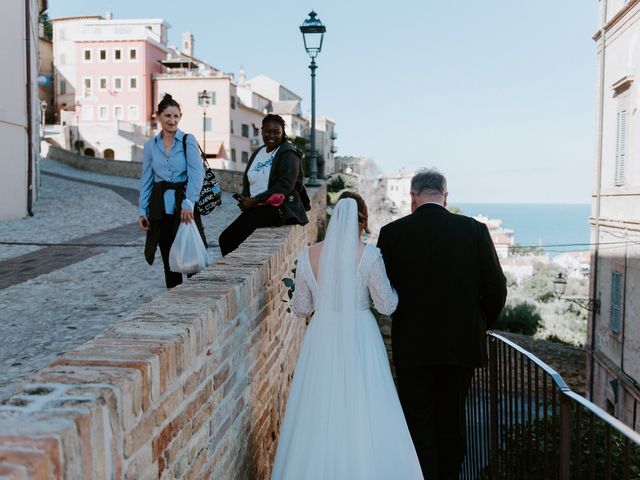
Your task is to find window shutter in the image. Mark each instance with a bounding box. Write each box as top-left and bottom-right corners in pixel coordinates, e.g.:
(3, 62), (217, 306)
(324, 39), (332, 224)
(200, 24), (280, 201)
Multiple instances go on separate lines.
(615, 109), (628, 186)
(610, 270), (622, 333)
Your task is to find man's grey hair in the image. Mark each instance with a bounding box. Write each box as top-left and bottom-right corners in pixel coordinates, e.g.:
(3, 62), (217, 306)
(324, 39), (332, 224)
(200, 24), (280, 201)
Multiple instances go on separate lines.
(410, 168), (447, 196)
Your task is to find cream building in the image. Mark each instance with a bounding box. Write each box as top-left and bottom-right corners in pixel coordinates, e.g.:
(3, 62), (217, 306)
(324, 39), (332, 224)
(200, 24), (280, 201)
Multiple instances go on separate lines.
(0, 0), (45, 220)
(383, 169), (414, 217)
(588, 0), (640, 431)
(244, 74), (309, 141)
(315, 116), (337, 176)
(154, 54), (264, 171)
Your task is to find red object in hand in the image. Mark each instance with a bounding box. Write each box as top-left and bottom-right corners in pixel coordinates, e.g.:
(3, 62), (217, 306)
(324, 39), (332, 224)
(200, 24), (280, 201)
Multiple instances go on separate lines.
(257, 193), (285, 207)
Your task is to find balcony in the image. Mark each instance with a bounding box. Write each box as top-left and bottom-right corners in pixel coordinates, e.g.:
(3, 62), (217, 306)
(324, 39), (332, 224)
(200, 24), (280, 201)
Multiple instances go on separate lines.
(331, 131), (338, 140)
(331, 146), (338, 154)
(461, 333), (640, 479)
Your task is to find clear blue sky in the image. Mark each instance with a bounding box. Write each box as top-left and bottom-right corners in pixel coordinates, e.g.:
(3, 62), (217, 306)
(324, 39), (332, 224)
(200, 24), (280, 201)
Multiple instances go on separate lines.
(48, 0), (597, 203)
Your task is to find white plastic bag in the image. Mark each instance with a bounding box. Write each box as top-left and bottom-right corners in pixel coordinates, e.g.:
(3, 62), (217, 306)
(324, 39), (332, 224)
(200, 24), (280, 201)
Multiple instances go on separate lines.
(169, 222), (210, 274)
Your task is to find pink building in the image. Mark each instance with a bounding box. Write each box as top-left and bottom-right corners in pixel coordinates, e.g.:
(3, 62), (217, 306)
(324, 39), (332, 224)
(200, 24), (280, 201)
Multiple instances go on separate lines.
(51, 16), (170, 160)
(75, 39), (166, 132)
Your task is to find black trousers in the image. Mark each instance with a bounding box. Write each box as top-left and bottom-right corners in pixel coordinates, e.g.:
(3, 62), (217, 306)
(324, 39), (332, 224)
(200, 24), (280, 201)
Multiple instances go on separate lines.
(218, 206), (282, 256)
(396, 365), (474, 480)
(157, 214), (184, 289)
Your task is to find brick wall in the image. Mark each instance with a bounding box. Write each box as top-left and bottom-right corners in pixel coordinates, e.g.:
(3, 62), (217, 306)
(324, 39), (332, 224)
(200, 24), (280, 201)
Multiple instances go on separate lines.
(0, 186), (326, 479)
(46, 145), (244, 194)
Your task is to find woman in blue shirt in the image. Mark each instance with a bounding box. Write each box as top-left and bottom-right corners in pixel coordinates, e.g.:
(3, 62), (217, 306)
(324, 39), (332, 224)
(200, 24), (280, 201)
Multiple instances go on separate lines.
(138, 94), (206, 288)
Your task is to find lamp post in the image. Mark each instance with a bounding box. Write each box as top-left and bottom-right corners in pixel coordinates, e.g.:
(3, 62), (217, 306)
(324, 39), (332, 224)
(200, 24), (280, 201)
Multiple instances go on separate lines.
(553, 273), (601, 314)
(198, 90), (211, 157)
(300, 10), (326, 187)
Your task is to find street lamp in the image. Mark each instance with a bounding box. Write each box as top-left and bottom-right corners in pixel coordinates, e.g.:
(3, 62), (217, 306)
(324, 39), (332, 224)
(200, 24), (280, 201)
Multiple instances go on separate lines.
(553, 273), (601, 313)
(300, 10), (326, 187)
(198, 90), (212, 157)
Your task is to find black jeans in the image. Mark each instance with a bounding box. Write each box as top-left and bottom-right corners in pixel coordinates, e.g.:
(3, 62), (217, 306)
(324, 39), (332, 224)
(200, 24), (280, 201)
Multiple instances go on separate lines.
(396, 365), (474, 480)
(218, 205), (283, 256)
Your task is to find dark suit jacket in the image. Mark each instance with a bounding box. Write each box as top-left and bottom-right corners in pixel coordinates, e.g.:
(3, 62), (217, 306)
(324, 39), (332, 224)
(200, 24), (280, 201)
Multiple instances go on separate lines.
(377, 203), (507, 368)
(242, 141), (310, 226)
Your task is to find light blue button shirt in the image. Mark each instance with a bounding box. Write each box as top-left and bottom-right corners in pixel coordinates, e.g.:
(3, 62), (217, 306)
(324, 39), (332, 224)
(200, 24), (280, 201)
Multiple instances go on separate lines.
(138, 129), (204, 216)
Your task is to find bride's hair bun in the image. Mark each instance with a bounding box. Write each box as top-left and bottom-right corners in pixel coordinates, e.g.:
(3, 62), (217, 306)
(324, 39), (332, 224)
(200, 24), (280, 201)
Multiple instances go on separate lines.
(338, 191), (370, 234)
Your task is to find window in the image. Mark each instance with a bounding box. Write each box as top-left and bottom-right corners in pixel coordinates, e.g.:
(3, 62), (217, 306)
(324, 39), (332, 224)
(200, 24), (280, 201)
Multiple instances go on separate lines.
(83, 49), (92, 62)
(241, 151), (249, 163)
(230, 96), (236, 109)
(98, 77), (108, 91)
(128, 48), (138, 61)
(231, 149), (237, 162)
(113, 49), (122, 62)
(128, 76), (139, 91)
(610, 269), (623, 333)
(83, 77), (92, 97)
(59, 79), (66, 95)
(253, 125), (259, 137)
(59, 53), (67, 66)
(230, 120), (234, 134)
(82, 105), (93, 120)
(204, 117), (212, 131)
(615, 109), (628, 186)
(98, 105), (108, 120)
(128, 105), (139, 121)
(99, 49), (108, 62)
(241, 124), (249, 138)
(114, 105), (123, 120)
(58, 28), (66, 40)
(113, 77), (123, 91)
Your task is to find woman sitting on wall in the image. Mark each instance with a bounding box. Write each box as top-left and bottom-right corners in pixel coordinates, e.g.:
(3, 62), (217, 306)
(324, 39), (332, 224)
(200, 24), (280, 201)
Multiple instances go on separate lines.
(219, 114), (310, 256)
(138, 93), (207, 288)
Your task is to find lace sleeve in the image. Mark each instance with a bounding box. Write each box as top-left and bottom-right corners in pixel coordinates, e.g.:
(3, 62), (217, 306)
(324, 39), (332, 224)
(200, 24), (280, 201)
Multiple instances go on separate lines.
(368, 249), (399, 316)
(291, 251), (313, 317)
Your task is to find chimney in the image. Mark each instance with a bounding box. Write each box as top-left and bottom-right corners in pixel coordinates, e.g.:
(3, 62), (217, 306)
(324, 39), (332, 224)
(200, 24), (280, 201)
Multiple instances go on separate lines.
(182, 32), (194, 56)
(105, 10), (113, 20)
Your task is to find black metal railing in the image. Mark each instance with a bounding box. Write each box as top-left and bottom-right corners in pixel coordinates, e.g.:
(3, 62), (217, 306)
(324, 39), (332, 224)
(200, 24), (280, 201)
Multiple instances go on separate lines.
(461, 333), (640, 480)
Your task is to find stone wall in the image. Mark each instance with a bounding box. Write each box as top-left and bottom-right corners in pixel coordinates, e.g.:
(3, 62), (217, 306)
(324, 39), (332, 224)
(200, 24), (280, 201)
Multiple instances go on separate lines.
(46, 145), (244, 194)
(0, 186), (326, 479)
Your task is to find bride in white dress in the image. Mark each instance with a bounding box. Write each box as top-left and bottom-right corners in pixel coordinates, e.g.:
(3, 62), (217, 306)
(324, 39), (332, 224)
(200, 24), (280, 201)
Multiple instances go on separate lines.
(270, 194), (424, 480)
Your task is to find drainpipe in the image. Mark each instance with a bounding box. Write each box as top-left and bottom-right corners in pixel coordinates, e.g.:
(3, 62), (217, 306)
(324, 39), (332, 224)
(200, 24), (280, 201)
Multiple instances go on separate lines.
(25, 0), (34, 216)
(590, 0), (608, 401)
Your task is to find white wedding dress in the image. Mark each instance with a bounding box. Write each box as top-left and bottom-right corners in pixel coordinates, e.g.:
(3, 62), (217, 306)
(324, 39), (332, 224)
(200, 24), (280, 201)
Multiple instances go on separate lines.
(270, 199), (424, 480)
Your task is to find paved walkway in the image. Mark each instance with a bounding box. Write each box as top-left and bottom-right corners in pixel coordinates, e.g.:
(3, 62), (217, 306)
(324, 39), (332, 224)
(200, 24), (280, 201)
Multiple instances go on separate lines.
(0, 159), (240, 400)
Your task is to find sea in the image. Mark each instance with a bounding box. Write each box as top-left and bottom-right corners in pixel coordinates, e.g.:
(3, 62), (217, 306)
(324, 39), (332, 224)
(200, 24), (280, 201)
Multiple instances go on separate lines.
(454, 203), (591, 256)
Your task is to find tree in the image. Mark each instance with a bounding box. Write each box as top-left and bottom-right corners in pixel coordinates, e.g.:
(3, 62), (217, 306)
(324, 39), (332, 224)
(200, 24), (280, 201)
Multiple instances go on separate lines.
(289, 136), (312, 176)
(40, 13), (52, 41)
(522, 262), (562, 303)
(494, 302), (542, 335)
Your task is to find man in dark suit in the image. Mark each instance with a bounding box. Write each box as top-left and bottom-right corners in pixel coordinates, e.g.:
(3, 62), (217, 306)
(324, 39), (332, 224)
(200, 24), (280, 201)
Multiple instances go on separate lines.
(377, 169), (507, 480)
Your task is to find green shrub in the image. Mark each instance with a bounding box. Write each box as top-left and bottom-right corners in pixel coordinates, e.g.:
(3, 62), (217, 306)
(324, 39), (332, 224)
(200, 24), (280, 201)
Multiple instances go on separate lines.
(477, 408), (640, 479)
(545, 334), (572, 346)
(327, 175), (353, 193)
(494, 302), (541, 335)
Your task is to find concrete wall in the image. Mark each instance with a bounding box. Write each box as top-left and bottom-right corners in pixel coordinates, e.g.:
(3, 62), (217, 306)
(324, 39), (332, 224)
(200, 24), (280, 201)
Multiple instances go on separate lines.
(0, 186), (326, 479)
(590, 0), (640, 430)
(47, 145), (244, 194)
(0, 0), (41, 220)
